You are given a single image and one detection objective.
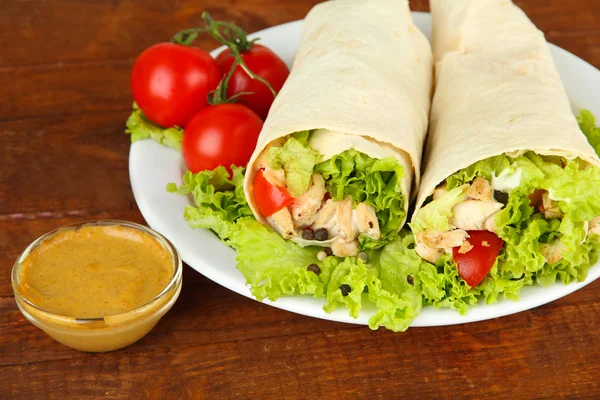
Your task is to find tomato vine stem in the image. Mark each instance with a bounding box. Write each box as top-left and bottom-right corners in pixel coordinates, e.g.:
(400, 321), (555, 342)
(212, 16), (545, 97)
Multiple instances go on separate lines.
(172, 11), (277, 105)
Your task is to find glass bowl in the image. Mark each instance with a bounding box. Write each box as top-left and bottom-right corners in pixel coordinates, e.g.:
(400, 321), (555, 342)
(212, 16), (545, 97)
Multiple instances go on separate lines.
(11, 220), (182, 352)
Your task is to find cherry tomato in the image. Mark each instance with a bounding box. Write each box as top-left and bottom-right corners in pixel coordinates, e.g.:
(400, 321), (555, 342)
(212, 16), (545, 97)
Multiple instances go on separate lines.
(182, 104), (262, 173)
(253, 169), (294, 217)
(216, 44), (289, 120)
(452, 230), (504, 287)
(131, 43), (221, 128)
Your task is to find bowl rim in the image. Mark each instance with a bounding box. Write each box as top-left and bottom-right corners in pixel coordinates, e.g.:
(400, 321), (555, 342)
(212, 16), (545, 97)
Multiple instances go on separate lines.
(11, 219), (183, 323)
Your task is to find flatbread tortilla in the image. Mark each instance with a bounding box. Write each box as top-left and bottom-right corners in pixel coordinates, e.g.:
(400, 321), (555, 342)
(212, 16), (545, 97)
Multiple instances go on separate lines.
(243, 0), (433, 228)
(414, 0), (600, 215)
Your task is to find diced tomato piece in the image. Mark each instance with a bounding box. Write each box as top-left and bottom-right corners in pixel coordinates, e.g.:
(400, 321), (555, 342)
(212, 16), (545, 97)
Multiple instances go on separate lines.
(253, 169), (294, 217)
(452, 230), (504, 288)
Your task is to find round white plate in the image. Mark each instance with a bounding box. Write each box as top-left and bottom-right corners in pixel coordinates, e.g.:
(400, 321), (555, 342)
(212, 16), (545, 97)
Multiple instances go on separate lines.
(130, 12), (600, 327)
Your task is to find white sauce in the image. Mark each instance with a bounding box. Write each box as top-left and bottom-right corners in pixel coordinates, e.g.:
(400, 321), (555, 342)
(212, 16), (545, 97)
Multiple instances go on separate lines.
(491, 167), (522, 192)
(548, 188), (571, 204)
(308, 129), (407, 164)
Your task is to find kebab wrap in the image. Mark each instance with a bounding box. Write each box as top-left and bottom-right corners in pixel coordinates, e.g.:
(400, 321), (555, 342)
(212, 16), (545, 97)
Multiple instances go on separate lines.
(411, 0), (600, 292)
(243, 0), (432, 257)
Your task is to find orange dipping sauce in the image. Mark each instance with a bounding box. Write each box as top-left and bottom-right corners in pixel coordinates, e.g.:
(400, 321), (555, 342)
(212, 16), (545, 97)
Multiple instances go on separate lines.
(12, 221), (182, 352)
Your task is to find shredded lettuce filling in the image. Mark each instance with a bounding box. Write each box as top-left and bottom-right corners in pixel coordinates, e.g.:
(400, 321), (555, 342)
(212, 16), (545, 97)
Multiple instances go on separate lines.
(411, 149), (600, 309)
(266, 131), (406, 249)
(315, 150), (405, 249)
(267, 131), (321, 196)
(578, 109), (600, 156)
(410, 186), (467, 234)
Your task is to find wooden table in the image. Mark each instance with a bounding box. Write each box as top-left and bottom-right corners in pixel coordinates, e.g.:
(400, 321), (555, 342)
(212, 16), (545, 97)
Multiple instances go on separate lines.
(2, 0), (600, 398)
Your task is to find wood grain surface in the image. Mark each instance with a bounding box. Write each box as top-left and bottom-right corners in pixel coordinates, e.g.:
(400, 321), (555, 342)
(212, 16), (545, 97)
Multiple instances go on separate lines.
(2, 0), (600, 398)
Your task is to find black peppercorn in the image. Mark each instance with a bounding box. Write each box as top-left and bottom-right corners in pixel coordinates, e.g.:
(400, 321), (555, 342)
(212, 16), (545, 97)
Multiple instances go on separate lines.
(340, 284), (351, 296)
(302, 228), (315, 240)
(494, 190), (509, 205)
(307, 264), (321, 275)
(314, 228), (329, 241)
(324, 247), (333, 256)
(406, 275), (414, 285)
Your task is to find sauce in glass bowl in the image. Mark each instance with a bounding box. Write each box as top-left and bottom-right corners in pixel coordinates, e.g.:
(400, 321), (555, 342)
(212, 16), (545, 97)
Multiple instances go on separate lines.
(12, 220), (182, 352)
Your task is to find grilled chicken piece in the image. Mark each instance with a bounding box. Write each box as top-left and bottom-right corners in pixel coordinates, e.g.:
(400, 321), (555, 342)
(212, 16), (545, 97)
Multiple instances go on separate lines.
(416, 229), (469, 249)
(354, 203), (380, 240)
(484, 210), (500, 233)
(541, 192), (563, 219)
(539, 240), (567, 264)
(291, 174), (326, 228)
(589, 216), (600, 236)
(433, 184), (448, 200)
(254, 152), (270, 171)
(263, 168), (286, 187)
(331, 237), (359, 257)
(415, 241), (444, 264)
(336, 197), (355, 240)
(312, 199), (339, 237)
(266, 207), (295, 239)
(450, 200), (503, 231)
(310, 197), (379, 249)
(467, 177), (493, 202)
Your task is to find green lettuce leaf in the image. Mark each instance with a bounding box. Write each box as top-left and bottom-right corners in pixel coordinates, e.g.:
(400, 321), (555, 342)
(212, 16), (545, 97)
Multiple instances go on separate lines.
(446, 153), (546, 192)
(548, 161), (600, 222)
(322, 233), (428, 332)
(484, 149), (600, 299)
(126, 103), (183, 150)
(290, 130), (311, 146)
(445, 155), (511, 190)
(578, 109), (600, 155)
(366, 235), (425, 331)
(268, 133), (321, 196)
(231, 218), (327, 301)
(315, 150), (406, 249)
(323, 256), (370, 318)
(166, 166), (252, 239)
(419, 253), (480, 314)
(410, 185), (467, 234)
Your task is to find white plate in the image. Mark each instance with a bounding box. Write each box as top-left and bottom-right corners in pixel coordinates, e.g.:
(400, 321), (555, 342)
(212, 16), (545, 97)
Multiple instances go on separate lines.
(130, 12), (600, 327)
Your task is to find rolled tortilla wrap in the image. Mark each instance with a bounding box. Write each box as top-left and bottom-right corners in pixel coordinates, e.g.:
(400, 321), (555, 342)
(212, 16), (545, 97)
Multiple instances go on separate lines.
(243, 0), (432, 256)
(411, 0), (600, 287)
(416, 0), (600, 213)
